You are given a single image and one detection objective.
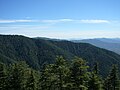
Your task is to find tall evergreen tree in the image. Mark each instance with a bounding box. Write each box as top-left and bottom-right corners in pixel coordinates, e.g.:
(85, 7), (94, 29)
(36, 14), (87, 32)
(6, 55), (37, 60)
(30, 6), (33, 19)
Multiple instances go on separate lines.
(104, 64), (120, 90)
(39, 56), (70, 90)
(88, 62), (103, 90)
(53, 56), (70, 90)
(26, 69), (37, 90)
(0, 63), (7, 90)
(70, 57), (89, 90)
(8, 61), (29, 90)
(39, 64), (57, 90)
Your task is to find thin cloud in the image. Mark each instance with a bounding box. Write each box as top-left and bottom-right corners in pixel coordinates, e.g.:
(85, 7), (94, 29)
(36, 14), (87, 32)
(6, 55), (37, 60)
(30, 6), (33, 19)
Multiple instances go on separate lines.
(80, 20), (110, 24)
(0, 19), (110, 24)
(0, 19), (35, 23)
(0, 19), (73, 23)
(41, 19), (73, 23)
(41, 19), (110, 24)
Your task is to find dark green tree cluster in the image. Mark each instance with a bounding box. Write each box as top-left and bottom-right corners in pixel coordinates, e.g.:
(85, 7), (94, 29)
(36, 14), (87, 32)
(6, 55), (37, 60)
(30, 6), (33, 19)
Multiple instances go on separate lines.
(104, 65), (120, 90)
(0, 56), (120, 90)
(0, 61), (39, 90)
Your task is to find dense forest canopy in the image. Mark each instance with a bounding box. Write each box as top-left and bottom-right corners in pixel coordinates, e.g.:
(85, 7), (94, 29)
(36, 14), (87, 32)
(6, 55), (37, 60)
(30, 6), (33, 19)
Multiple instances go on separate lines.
(0, 56), (120, 90)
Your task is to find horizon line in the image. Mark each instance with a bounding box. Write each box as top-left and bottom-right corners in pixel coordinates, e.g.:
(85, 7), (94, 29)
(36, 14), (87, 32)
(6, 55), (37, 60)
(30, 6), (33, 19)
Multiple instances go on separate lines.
(0, 34), (120, 40)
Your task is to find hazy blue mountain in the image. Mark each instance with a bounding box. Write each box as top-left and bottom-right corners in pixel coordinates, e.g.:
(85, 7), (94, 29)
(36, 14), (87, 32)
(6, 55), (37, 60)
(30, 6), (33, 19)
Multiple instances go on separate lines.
(97, 38), (120, 43)
(72, 38), (120, 55)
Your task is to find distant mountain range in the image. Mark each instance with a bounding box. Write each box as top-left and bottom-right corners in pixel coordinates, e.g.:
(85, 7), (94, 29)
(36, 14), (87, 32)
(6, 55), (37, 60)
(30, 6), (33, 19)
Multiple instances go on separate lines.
(72, 38), (120, 55)
(0, 35), (120, 77)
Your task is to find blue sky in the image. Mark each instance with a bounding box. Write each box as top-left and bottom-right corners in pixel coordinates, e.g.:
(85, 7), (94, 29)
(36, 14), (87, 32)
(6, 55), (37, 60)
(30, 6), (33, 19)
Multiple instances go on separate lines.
(0, 0), (120, 39)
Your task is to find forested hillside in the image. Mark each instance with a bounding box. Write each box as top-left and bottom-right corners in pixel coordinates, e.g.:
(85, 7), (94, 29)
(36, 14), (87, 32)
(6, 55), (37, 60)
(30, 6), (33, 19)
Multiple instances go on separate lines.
(0, 35), (120, 77)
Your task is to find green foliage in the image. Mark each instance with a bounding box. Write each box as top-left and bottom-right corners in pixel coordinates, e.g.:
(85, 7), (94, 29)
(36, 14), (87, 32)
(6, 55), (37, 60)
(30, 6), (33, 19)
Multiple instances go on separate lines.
(88, 62), (103, 90)
(1, 61), (40, 90)
(0, 63), (7, 90)
(40, 56), (70, 90)
(53, 56), (70, 90)
(0, 56), (120, 90)
(39, 64), (57, 90)
(104, 65), (120, 90)
(7, 61), (29, 90)
(70, 57), (89, 89)
(26, 70), (37, 90)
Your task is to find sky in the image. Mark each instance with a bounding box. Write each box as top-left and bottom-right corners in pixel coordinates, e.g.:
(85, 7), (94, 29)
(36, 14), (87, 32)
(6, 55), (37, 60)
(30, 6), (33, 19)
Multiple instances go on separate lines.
(0, 0), (120, 39)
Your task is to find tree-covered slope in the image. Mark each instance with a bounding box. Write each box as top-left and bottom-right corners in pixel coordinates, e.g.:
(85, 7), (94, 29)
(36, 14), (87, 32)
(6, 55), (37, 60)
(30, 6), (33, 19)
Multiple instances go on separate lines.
(0, 35), (120, 76)
(0, 35), (74, 69)
(50, 40), (120, 76)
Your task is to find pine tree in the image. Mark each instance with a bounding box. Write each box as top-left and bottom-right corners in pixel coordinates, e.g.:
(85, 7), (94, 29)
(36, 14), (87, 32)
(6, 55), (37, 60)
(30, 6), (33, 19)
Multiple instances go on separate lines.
(8, 61), (29, 90)
(104, 77), (111, 90)
(26, 69), (37, 90)
(39, 64), (57, 90)
(70, 57), (89, 90)
(0, 63), (7, 90)
(53, 56), (70, 90)
(104, 64), (120, 90)
(39, 56), (70, 90)
(88, 62), (103, 90)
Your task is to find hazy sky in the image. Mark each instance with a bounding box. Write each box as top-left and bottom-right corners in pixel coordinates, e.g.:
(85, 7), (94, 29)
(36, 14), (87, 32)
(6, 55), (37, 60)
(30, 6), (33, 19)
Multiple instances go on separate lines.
(0, 0), (120, 39)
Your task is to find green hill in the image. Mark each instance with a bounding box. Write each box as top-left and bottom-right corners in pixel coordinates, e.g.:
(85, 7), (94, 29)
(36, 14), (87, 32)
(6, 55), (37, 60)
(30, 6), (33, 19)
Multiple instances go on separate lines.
(0, 35), (120, 76)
